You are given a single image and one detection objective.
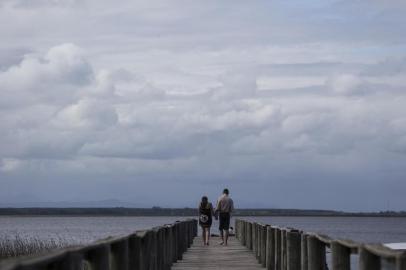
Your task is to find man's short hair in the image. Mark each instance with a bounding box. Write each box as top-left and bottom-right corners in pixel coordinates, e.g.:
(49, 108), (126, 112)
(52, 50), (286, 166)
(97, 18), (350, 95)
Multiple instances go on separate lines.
(223, 188), (229, 195)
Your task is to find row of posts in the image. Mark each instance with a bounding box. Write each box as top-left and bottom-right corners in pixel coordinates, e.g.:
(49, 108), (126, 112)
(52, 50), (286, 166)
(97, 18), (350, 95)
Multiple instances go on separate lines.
(1, 219), (198, 270)
(235, 219), (406, 270)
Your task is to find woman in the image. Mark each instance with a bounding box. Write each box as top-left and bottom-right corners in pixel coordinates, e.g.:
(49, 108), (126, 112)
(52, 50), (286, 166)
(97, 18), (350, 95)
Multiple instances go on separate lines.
(198, 196), (214, 245)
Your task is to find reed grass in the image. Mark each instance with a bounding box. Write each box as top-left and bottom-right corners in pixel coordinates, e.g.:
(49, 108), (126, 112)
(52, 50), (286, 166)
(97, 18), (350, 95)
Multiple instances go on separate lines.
(0, 234), (70, 259)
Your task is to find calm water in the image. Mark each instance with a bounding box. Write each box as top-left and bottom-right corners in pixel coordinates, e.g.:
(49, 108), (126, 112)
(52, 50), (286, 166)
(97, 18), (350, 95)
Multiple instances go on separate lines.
(1, 216), (406, 245)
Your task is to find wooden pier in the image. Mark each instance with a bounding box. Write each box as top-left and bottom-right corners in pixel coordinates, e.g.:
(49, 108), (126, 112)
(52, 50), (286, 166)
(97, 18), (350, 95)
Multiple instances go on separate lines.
(1, 218), (406, 270)
(172, 237), (262, 270)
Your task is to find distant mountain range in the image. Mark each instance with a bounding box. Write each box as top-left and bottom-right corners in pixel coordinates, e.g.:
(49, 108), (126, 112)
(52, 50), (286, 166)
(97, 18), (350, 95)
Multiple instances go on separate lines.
(0, 199), (144, 208)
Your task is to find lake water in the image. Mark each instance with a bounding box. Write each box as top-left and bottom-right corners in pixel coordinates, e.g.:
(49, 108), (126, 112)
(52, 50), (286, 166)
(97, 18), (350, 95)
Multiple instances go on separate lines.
(2, 215), (404, 269)
(1, 216), (406, 245)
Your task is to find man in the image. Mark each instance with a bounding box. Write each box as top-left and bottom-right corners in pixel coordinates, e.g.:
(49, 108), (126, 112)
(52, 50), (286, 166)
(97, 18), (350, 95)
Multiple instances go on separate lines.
(215, 188), (234, 245)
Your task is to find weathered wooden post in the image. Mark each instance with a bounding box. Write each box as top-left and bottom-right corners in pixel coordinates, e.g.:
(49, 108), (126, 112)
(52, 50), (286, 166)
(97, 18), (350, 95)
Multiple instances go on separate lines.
(259, 224), (266, 267)
(128, 233), (141, 270)
(359, 246), (380, 270)
(176, 222), (183, 261)
(307, 235), (326, 270)
(241, 221), (246, 246)
(137, 230), (151, 270)
(282, 229), (287, 270)
(286, 230), (301, 270)
(236, 219), (240, 241)
(171, 223), (178, 263)
(162, 226), (170, 270)
(110, 238), (129, 270)
(266, 226), (275, 270)
(301, 234), (308, 270)
(252, 222), (257, 255)
(86, 244), (110, 270)
(257, 224), (261, 260)
(247, 221), (252, 250)
(158, 227), (166, 270)
(331, 241), (350, 270)
(275, 228), (282, 270)
(61, 251), (84, 270)
(261, 225), (267, 267)
(149, 230), (158, 270)
(396, 253), (406, 270)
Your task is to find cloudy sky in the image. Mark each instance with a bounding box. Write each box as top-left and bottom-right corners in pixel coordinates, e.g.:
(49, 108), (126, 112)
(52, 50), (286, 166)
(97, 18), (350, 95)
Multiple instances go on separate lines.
(1, 0), (406, 211)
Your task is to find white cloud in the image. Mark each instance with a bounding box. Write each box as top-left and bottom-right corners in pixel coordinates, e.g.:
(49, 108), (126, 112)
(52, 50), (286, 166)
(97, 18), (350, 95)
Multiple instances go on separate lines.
(0, 1), (406, 210)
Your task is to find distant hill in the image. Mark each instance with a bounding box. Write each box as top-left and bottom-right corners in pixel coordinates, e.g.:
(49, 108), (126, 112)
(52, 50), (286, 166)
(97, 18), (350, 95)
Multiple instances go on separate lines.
(0, 199), (143, 208)
(0, 207), (405, 217)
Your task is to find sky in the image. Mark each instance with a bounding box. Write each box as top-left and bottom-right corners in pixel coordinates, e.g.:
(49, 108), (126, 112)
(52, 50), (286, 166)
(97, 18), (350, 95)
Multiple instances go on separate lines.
(0, 0), (406, 211)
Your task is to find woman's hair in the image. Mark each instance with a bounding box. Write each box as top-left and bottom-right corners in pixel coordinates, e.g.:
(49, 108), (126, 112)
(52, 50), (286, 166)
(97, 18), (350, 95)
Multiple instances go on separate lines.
(200, 196), (208, 209)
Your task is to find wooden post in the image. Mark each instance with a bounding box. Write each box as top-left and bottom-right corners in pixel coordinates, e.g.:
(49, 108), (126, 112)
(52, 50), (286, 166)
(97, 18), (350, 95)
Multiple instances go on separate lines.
(176, 222), (183, 260)
(275, 228), (282, 270)
(287, 231), (301, 270)
(171, 224), (178, 263)
(86, 244), (110, 270)
(307, 235), (326, 270)
(137, 230), (150, 270)
(164, 226), (172, 270)
(282, 230), (287, 270)
(129, 233), (141, 270)
(261, 225), (267, 267)
(242, 221), (246, 246)
(257, 224), (261, 260)
(359, 246), (380, 270)
(157, 228), (165, 270)
(253, 222), (257, 255)
(301, 234), (308, 270)
(396, 254), (406, 270)
(247, 222), (252, 250)
(62, 251), (83, 270)
(110, 238), (129, 270)
(266, 226), (275, 270)
(235, 219), (240, 241)
(331, 241), (350, 270)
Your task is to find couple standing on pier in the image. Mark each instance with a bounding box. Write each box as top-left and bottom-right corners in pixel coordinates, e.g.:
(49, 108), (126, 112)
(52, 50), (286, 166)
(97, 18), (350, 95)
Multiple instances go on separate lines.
(198, 188), (234, 246)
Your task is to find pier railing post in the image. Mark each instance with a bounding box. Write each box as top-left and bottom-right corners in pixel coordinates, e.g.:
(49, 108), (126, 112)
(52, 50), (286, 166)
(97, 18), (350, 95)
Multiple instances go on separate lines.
(247, 222), (253, 250)
(61, 250), (83, 270)
(331, 241), (350, 270)
(257, 223), (261, 260)
(396, 253), (406, 270)
(359, 246), (380, 270)
(282, 229), (287, 270)
(307, 235), (326, 270)
(171, 223), (178, 263)
(286, 230), (301, 270)
(129, 233), (141, 270)
(275, 228), (282, 270)
(261, 225), (267, 267)
(253, 222), (257, 255)
(110, 238), (129, 270)
(236, 219), (240, 241)
(301, 234), (308, 270)
(266, 226), (275, 270)
(85, 244), (110, 270)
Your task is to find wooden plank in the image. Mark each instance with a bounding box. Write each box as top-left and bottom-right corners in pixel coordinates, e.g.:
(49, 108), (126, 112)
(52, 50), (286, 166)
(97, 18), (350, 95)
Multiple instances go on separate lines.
(172, 237), (264, 270)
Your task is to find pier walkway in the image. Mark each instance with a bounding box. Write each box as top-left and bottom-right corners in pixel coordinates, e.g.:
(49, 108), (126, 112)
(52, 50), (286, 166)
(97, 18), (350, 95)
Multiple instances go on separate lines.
(172, 237), (263, 270)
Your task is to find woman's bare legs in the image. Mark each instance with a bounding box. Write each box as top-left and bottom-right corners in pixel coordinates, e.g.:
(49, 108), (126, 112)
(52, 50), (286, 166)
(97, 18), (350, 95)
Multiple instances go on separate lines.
(206, 227), (211, 245)
(202, 227), (207, 245)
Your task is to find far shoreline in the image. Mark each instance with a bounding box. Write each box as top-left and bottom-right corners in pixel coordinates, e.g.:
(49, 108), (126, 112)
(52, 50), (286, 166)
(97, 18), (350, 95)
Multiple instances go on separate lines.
(0, 207), (405, 217)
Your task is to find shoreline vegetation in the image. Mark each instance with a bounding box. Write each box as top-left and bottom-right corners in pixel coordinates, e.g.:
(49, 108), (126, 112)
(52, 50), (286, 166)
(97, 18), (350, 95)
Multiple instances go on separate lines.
(0, 207), (405, 217)
(0, 234), (71, 260)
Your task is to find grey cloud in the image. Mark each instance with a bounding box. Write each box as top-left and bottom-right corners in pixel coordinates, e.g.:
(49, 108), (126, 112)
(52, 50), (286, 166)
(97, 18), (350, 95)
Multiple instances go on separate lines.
(1, 1), (406, 211)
